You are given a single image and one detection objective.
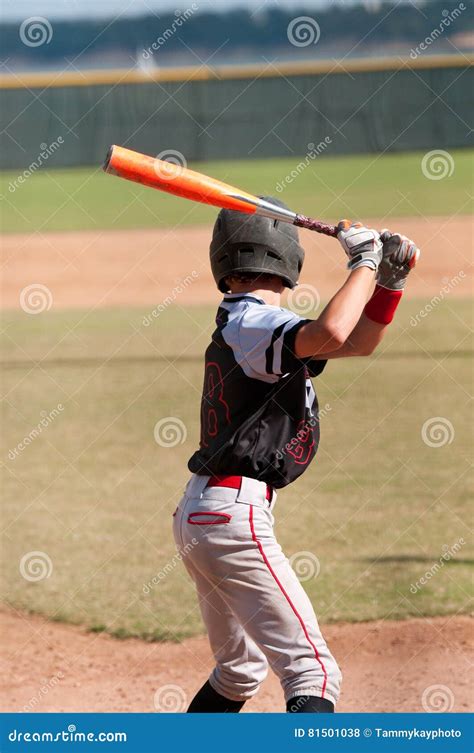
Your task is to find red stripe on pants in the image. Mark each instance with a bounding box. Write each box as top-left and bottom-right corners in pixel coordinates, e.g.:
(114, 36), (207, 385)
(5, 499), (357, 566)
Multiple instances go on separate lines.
(248, 504), (328, 697)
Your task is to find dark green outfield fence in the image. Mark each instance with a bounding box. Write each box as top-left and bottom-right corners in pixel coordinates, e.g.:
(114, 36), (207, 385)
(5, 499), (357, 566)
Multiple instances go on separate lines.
(0, 56), (472, 170)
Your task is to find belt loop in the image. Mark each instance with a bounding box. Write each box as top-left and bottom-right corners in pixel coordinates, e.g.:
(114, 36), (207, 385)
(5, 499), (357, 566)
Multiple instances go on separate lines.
(186, 474), (210, 499)
(237, 477), (268, 507)
(269, 487), (277, 511)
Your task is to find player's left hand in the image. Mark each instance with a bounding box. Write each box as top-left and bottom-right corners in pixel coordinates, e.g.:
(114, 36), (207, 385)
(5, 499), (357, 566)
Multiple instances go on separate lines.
(377, 230), (421, 290)
(337, 220), (383, 272)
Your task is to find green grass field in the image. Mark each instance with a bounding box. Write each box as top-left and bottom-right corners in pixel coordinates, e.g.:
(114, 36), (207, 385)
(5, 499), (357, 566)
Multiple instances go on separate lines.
(1, 298), (472, 640)
(1, 149), (473, 234)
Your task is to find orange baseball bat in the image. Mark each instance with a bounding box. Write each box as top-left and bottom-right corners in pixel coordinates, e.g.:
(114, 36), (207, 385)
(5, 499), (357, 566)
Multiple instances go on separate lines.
(103, 145), (338, 237)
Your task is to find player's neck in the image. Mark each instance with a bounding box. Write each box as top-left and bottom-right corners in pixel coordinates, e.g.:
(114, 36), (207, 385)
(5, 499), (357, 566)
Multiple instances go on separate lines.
(229, 283), (283, 307)
(247, 288), (281, 306)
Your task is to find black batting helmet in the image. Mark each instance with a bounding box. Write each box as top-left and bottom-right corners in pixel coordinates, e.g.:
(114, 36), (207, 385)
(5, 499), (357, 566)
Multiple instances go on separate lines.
(210, 197), (305, 293)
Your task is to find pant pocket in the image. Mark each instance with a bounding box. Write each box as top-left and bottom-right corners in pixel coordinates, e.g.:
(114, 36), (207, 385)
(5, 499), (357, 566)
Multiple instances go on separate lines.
(187, 511), (232, 525)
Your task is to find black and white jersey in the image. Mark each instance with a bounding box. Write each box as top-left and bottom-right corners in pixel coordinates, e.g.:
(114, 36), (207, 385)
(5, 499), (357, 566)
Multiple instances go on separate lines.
(188, 293), (327, 488)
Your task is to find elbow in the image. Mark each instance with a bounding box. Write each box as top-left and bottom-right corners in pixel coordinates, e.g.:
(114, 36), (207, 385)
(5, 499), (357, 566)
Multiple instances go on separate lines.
(357, 346), (374, 357)
(357, 341), (378, 357)
(320, 322), (347, 350)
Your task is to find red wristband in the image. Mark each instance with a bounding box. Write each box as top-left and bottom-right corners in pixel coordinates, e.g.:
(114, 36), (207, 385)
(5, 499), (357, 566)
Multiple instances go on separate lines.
(364, 284), (402, 324)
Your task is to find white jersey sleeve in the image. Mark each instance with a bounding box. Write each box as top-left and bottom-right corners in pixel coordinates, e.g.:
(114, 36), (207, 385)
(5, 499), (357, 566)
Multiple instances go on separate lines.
(222, 303), (326, 383)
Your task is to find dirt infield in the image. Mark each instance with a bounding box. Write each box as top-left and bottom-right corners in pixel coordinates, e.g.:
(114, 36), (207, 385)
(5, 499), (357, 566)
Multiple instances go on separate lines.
(1, 608), (471, 713)
(1, 216), (472, 309)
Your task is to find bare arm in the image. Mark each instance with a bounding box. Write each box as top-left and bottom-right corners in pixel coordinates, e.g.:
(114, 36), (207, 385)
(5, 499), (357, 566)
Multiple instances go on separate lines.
(294, 267), (376, 358)
(294, 223), (421, 360)
(318, 229), (422, 359)
(313, 313), (387, 359)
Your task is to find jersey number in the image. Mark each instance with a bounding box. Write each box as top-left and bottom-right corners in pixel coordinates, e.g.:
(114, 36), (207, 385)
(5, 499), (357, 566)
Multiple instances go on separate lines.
(201, 362), (230, 448)
(286, 419), (315, 465)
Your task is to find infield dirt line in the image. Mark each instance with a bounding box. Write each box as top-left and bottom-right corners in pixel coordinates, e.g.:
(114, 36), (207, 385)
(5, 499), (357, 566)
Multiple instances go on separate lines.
(1, 216), (472, 310)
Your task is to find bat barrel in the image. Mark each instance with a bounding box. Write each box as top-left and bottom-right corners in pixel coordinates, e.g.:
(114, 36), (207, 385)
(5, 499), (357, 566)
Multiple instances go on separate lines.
(103, 144), (262, 214)
(103, 145), (339, 239)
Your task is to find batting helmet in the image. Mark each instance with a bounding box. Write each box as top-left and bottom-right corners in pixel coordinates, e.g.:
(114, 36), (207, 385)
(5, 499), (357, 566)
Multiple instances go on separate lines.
(210, 196), (305, 293)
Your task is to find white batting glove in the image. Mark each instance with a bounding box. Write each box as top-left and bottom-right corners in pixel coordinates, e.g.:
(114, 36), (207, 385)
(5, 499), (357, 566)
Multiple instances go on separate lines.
(337, 220), (383, 272)
(377, 230), (421, 290)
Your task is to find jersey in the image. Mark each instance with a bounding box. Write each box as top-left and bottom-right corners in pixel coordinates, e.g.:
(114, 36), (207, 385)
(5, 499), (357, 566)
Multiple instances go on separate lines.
(188, 293), (327, 489)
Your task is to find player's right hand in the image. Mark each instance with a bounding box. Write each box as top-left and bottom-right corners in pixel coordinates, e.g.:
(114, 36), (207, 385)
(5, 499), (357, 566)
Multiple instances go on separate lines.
(337, 220), (383, 273)
(377, 230), (421, 290)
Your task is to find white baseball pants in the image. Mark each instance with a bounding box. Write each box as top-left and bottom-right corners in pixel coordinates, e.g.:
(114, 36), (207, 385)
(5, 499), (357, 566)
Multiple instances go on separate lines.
(172, 473), (342, 706)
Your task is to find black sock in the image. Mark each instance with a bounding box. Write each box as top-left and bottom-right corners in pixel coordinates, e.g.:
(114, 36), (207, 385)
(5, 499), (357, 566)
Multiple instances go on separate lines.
(187, 680), (246, 713)
(286, 695), (335, 713)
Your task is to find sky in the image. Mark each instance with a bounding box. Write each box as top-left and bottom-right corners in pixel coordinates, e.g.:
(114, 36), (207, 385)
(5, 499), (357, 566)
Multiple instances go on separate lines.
(1, 0), (404, 22)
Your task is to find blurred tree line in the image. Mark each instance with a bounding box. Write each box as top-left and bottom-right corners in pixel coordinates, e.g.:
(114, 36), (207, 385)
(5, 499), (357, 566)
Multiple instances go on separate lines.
(2, 0), (472, 64)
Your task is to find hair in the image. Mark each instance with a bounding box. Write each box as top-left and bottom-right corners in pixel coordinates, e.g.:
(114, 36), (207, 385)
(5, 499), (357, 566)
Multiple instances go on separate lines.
(224, 272), (282, 290)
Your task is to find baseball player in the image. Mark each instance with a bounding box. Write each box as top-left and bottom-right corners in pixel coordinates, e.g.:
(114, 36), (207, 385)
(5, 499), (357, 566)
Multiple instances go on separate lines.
(173, 199), (419, 713)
